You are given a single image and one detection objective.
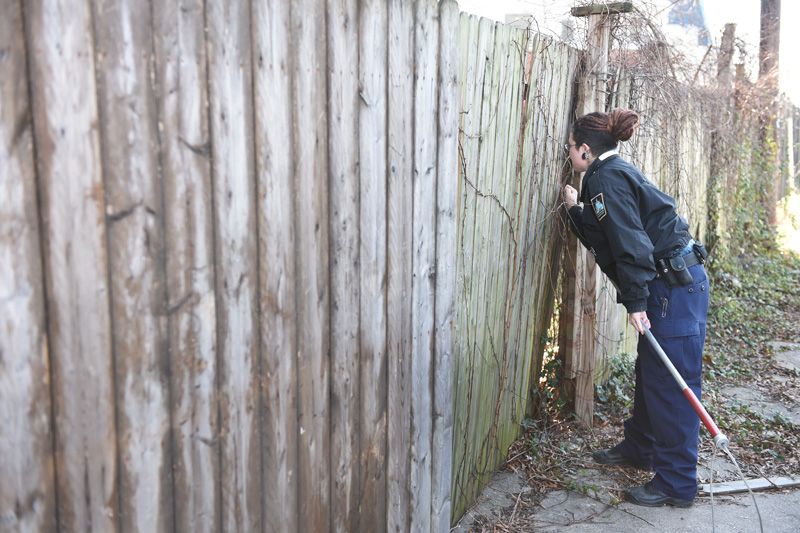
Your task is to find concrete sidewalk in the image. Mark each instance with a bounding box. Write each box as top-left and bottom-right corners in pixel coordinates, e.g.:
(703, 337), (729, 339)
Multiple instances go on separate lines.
(453, 469), (800, 532)
(531, 485), (800, 532)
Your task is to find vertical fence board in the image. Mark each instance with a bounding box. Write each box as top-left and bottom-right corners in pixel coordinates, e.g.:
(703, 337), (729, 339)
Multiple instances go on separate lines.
(464, 21), (502, 509)
(516, 36), (546, 410)
(484, 25), (519, 467)
(432, 2), (459, 529)
(409, 0), (439, 530)
(153, 0), (220, 529)
(449, 14), (475, 512)
(494, 27), (525, 449)
(205, 2), (262, 530)
(23, 1), (118, 530)
(252, 1), (299, 531)
(475, 21), (506, 479)
(358, 0), (389, 530)
(327, 0), (360, 530)
(291, 0), (331, 530)
(0, 3), (56, 531)
(457, 19), (495, 512)
(91, 0), (172, 529)
(386, 1), (414, 529)
(452, 15), (484, 516)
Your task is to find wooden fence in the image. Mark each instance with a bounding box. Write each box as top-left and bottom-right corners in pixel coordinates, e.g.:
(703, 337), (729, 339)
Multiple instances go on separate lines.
(450, 16), (579, 519)
(2, 1), (760, 531)
(1, 0), (459, 531)
(450, 11), (713, 521)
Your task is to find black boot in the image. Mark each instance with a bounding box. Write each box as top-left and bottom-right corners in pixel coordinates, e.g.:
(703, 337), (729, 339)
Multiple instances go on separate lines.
(592, 447), (652, 470)
(625, 482), (694, 508)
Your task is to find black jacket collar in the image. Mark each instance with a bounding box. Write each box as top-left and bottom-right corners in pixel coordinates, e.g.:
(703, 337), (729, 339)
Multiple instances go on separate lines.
(585, 153), (618, 179)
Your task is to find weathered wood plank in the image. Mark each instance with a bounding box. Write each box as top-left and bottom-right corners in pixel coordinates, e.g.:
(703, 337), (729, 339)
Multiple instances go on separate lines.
(0, 3), (57, 531)
(326, 0), (360, 530)
(509, 35), (533, 429)
(409, 1), (439, 530)
(492, 27), (525, 451)
(152, 0), (220, 530)
(252, 1), (299, 531)
(574, 13), (611, 426)
(432, 2), (459, 530)
(90, 1), (172, 530)
(453, 15), (494, 520)
(570, 2), (634, 17)
(475, 21), (507, 477)
(23, 1), (118, 530)
(205, 1), (262, 530)
(291, 0), (331, 530)
(358, 1), (388, 530)
(450, 15), (477, 514)
(514, 36), (547, 414)
(465, 20), (504, 508)
(386, 1), (414, 530)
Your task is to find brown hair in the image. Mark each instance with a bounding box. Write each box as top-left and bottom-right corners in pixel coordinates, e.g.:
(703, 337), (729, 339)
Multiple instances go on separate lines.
(572, 108), (639, 154)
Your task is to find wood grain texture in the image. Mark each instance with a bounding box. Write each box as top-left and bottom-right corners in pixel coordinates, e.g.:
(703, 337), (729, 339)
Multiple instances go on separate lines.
(432, 2), (459, 530)
(252, 0), (298, 531)
(5, 1), (721, 530)
(470, 21), (506, 500)
(449, 14), (474, 512)
(409, 1), (439, 530)
(290, 0), (331, 531)
(205, 1), (262, 530)
(90, 0), (172, 530)
(452, 15), (492, 521)
(326, 0), (360, 531)
(358, 1), (389, 530)
(152, 0), (220, 530)
(451, 26), (584, 521)
(461, 18), (499, 513)
(23, 0), (118, 530)
(0, 2), (56, 531)
(385, 2), (415, 530)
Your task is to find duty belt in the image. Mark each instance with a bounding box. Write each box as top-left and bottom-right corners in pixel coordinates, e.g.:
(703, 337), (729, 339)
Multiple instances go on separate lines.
(655, 241), (707, 286)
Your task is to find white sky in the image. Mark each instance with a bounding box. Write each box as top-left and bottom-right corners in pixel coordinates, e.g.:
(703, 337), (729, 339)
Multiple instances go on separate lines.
(456, 0), (800, 105)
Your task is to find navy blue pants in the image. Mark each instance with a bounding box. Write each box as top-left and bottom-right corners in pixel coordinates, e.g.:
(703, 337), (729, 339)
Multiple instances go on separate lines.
(617, 263), (709, 500)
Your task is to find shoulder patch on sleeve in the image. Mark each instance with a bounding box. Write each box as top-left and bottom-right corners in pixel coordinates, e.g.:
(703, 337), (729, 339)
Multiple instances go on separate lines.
(591, 193), (607, 221)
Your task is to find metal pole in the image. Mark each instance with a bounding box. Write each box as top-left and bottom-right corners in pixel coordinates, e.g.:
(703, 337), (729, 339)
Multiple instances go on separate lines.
(641, 327), (729, 450)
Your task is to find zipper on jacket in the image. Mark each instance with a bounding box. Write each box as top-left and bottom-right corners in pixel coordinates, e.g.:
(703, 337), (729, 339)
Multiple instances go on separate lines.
(661, 297), (669, 318)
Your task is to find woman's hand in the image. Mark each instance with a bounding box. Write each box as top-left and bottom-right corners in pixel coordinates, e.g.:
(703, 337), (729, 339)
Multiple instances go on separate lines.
(563, 184), (578, 208)
(629, 311), (650, 334)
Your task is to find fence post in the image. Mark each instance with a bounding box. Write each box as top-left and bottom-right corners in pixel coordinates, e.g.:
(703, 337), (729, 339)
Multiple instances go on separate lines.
(559, 2), (631, 427)
(708, 23), (736, 255)
(758, 0), (781, 221)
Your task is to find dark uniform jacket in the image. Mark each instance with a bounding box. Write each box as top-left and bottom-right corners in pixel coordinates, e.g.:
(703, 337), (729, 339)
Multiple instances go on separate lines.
(567, 154), (691, 313)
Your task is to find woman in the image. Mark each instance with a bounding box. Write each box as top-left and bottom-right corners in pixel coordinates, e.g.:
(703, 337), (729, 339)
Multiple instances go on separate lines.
(562, 109), (709, 508)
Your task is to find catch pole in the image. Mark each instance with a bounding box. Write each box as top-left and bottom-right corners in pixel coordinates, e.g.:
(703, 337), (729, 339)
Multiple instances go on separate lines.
(641, 327), (729, 450)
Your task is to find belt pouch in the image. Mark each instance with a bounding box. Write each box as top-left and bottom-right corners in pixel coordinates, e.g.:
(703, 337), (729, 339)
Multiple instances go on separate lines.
(657, 258), (679, 287)
(669, 255), (694, 286)
(692, 242), (708, 262)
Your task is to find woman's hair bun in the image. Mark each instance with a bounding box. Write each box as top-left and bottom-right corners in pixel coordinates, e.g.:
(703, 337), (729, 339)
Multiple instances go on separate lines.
(607, 108), (639, 142)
